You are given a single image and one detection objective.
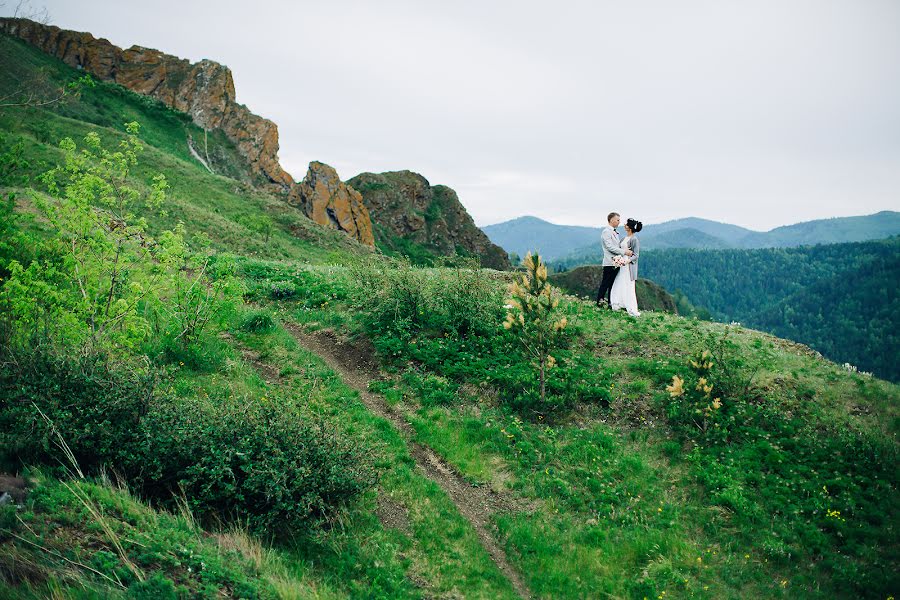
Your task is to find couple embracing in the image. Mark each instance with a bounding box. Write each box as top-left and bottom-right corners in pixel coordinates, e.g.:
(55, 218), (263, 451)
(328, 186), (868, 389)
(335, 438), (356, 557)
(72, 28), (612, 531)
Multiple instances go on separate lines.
(595, 212), (643, 317)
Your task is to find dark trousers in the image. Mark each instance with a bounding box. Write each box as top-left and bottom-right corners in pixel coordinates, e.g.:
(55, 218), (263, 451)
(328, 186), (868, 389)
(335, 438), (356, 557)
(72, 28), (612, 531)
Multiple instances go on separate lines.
(595, 266), (620, 306)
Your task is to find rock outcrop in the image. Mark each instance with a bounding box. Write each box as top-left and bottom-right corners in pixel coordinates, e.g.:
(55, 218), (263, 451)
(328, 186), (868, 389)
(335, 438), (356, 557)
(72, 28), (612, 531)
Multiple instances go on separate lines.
(548, 266), (678, 313)
(288, 162), (374, 246)
(347, 170), (510, 270)
(0, 17), (294, 187)
(0, 17), (380, 247)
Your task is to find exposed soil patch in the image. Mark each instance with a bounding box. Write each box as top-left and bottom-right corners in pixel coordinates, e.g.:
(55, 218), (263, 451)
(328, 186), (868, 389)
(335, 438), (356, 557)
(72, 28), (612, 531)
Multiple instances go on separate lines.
(0, 474), (27, 504)
(282, 322), (533, 599)
(375, 491), (412, 536)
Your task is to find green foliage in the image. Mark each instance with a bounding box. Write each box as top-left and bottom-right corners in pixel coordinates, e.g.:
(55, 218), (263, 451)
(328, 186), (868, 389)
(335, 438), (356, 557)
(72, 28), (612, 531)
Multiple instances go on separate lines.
(0, 345), (375, 535)
(241, 309), (276, 333)
(153, 227), (242, 352)
(0, 348), (155, 475)
(662, 329), (899, 596)
(0, 133), (30, 186)
(138, 390), (376, 534)
(3, 122), (169, 355)
(503, 253), (570, 403)
(349, 259), (608, 413)
(351, 258), (504, 343)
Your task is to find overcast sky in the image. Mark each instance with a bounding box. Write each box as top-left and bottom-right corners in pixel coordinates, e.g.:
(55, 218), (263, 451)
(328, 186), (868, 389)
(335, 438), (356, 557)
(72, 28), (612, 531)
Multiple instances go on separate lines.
(6, 0), (900, 230)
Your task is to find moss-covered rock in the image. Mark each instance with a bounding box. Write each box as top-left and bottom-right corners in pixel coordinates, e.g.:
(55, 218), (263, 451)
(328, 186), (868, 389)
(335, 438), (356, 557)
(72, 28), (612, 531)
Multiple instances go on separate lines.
(348, 170), (510, 270)
(548, 265), (677, 313)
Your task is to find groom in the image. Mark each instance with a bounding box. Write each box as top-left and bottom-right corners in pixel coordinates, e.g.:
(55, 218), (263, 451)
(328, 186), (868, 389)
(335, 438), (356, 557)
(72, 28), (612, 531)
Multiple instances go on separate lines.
(595, 212), (632, 308)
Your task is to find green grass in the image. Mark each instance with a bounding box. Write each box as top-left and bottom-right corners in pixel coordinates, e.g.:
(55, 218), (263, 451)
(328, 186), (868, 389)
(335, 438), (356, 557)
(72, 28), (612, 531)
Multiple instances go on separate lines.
(251, 263), (899, 598)
(0, 34), (370, 266)
(0, 471), (343, 599)
(230, 323), (520, 599)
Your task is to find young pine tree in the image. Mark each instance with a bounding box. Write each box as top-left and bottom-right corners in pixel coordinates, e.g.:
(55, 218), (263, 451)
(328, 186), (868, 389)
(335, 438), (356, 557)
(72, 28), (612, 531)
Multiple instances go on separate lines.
(503, 252), (568, 404)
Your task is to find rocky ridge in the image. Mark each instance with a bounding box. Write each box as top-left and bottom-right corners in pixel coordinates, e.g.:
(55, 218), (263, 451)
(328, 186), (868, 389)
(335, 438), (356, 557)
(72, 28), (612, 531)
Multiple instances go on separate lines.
(0, 17), (377, 246)
(1, 18), (504, 257)
(0, 17), (291, 188)
(348, 170), (510, 270)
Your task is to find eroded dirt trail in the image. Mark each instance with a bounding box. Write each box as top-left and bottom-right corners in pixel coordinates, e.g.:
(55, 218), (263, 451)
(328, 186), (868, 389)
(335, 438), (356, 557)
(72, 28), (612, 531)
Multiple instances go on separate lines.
(282, 323), (533, 600)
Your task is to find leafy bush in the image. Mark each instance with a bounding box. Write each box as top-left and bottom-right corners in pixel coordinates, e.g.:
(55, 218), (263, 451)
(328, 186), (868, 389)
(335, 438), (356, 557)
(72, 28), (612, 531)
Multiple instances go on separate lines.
(350, 260), (608, 414)
(0, 346), (375, 535)
(350, 259), (504, 343)
(0, 347), (155, 475)
(137, 392), (376, 533)
(242, 310), (276, 333)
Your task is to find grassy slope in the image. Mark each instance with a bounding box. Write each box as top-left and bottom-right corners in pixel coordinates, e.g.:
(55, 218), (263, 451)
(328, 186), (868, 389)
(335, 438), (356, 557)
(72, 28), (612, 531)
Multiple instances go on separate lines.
(2, 29), (899, 600)
(264, 261), (898, 598)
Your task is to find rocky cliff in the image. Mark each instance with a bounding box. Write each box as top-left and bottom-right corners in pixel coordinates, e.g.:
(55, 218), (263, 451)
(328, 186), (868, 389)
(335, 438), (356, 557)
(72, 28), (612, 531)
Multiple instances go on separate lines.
(0, 17), (379, 246)
(0, 17), (292, 188)
(1, 18), (511, 255)
(347, 170), (510, 270)
(288, 162), (374, 246)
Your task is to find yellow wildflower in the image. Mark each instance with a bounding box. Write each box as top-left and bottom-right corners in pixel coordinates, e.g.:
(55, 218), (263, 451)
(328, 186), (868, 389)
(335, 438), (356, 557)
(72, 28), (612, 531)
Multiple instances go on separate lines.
(666, 375), (684, 397)
(711, 397), (722, 410)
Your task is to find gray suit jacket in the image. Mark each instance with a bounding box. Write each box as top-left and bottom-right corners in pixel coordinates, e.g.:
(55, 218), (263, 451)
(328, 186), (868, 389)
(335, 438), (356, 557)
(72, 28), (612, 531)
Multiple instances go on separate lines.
(601, 226), (625, 266)
(624, 235), (640, 280)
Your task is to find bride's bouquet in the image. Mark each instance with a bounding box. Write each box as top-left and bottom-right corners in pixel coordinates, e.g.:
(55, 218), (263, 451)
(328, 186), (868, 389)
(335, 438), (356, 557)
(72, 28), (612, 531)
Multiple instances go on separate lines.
(613, 255), (629, 267)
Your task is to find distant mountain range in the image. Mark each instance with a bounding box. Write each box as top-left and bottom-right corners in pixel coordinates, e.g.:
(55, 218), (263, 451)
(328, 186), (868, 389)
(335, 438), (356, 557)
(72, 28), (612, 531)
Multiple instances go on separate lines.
(482, 212), (900, 262)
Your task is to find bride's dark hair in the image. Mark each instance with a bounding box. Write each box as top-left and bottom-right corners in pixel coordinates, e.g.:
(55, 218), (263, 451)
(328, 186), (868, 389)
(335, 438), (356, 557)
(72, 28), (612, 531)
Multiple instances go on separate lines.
(626, 218), (643, 233)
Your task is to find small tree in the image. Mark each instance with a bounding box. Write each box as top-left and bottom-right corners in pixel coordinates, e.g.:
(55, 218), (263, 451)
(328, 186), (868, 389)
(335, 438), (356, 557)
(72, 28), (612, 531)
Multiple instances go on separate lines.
(503, 252), (568, 404)
(23, 122), (168, 354)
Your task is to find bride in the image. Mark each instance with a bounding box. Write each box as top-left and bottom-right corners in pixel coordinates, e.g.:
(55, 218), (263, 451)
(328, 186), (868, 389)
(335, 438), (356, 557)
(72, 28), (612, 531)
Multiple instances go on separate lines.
(609, 218), (642, 316)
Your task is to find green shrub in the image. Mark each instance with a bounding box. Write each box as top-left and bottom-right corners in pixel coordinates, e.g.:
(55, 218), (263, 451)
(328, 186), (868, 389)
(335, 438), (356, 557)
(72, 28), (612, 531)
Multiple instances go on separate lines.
(242, 310), (276, 333)
(350, 260), (608, 414)
(136, 392), (376, 533)
(0, 346), (155, 474)
(0, 346), (375, 535)
(350, 259), (504, 342)
(127, 573), (177, 599)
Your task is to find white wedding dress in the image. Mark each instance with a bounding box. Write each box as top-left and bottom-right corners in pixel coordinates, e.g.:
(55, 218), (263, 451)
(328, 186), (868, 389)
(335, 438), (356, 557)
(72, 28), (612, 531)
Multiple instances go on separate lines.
(609, 236), (640, 316)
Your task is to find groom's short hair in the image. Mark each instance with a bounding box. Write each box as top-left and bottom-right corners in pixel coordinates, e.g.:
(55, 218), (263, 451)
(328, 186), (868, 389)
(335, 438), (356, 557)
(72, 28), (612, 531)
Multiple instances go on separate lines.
(607, 212), (619, 222)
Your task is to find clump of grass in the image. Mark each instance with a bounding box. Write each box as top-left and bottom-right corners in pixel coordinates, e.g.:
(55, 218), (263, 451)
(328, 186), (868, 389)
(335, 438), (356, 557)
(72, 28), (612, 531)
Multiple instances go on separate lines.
(242, 310), (276, 333)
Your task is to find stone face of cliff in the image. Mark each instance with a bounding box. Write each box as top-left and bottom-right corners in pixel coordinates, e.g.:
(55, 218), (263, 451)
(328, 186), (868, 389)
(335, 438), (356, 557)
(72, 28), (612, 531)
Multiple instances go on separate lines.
(288, 162), (374, 247)
(0, 17), (381, 247)
(347, 170), (510, 270)
(0, 17), (291, 187)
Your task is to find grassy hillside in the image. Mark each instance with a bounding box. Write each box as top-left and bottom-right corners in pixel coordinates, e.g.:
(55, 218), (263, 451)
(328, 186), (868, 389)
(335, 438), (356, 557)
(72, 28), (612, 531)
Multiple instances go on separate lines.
(1, 27), (898, 600)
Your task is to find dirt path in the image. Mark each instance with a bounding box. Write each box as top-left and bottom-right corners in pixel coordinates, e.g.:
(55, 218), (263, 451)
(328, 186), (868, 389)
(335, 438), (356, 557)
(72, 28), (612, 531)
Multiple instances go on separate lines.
(282, 323), (533, 600)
